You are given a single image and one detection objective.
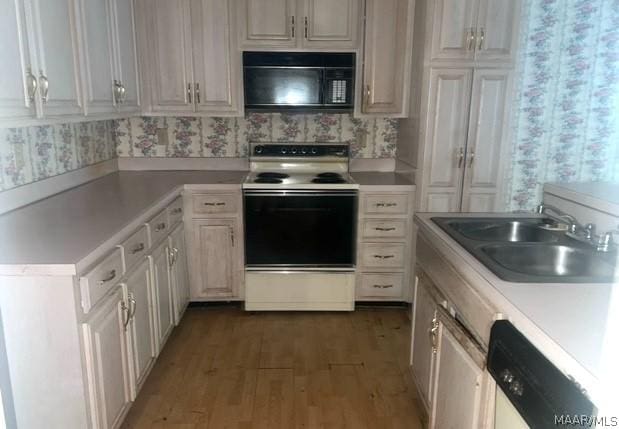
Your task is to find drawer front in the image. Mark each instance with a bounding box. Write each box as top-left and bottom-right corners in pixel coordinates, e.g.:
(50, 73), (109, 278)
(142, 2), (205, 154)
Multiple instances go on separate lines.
(167, 197), (184, 226)
(358, 273), (404, 298)
(360, 243), (406, 269)
(80, 247), (124, 313)
(121, 226), (149, 270)
(148, 209), (170, 245)
(362, 193), (409, 215)
(192, 193), (238, 214)
(362, 219), (407, 239)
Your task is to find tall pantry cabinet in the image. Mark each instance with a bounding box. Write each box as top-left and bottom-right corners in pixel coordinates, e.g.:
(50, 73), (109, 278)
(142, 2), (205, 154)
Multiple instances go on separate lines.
(399, 0), (521, 212)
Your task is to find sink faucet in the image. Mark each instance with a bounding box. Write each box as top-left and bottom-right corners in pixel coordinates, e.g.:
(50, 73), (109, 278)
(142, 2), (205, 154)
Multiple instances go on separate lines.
(535, 203), (602, 248)
(535, 203), (583, 229)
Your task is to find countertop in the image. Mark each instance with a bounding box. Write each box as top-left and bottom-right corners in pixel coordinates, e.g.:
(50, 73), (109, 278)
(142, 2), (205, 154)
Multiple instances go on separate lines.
(0, 171), (246, 273)
(350, 172), (415, 187)
(414, 212), (617, 406)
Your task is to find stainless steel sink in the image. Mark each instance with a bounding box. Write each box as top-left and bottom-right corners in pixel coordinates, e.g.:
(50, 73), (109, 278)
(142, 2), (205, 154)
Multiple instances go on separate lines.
(431, 217), (617, 283)
(448, 220), (559, 242)
(482, 244), (616, 278)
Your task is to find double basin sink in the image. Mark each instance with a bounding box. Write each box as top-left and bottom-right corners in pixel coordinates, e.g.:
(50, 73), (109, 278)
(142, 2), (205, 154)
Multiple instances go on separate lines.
(432, 217), (617, 283)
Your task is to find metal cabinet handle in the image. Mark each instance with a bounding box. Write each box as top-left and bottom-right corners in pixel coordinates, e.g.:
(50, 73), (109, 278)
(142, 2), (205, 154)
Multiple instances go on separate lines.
(304, 16), (308, 38)
(195, 82), (200, 104)
(375, 227), (396, 232)
(468, 150), (475, 167)
(120, 83), (126, 103)
(187, 83), (192, 103)
(478, 27), (485, 50)
(121, 300), (130, 331)
(129, 295), (137, 321)
(26, 68), (38, 103)
(467, 28), (476, 51)
(373, 254), (395, 259)
(372, 284), (394, 289)
(229, 227), (235, 247)
(363, 84), (371, 112)
(155, 222), (166, 232)
(204, 202), (225, 206)
(171, 207), (183, 214)
(376, 202), (396, 208)
(39, 71), (49, 103)
(457, 147), (465, 168)
(130, 242), (145, 254)
(113, 80), (120, 104)
(168, 247), (177, 267)
(98, 269), (116, 285)
(429, 314), (439, 353)
(291, 15), (295, 38)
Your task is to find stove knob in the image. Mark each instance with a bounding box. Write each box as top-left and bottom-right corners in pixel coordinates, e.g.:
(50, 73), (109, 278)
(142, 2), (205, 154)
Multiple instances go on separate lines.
(291, 147), (297, 154)
(255, 146), (263, 154)
(500, 369), (514, 384)
(281, 147), (287, 154)
(311, 148), (318, 155)
(509, 380), (524, 397)
(301, 147), (307, 154)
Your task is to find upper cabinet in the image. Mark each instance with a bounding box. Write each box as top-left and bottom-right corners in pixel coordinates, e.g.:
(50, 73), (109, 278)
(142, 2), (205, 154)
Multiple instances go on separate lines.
(139, 0), (241, 116)
(360, 0), (414, 116)
(77, 0), (141, 115)
(237, 0), (360, 50)
(430, 0), (520, 64)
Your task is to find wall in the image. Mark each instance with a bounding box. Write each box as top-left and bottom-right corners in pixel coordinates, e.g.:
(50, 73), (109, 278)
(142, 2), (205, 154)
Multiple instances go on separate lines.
(507, 0), (619, 210)
(115, 113), (399, 159)
(0, 121), (117, 193)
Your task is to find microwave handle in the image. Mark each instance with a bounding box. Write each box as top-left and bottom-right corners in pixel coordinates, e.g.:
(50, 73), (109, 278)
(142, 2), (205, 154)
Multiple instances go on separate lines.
(319, 69), (326, 105)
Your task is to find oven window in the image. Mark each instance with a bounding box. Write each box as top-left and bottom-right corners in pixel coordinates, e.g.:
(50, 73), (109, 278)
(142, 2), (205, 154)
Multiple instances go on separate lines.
(244, 193), (357, 267)
(244, 68), (322, 106)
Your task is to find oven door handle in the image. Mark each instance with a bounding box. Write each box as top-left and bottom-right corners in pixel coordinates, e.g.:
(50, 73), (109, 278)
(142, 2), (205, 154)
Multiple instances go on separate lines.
(244, 191), (358, 197)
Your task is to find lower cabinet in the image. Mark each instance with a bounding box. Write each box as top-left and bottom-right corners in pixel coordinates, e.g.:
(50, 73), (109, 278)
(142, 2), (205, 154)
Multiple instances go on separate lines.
(189, 218), (239, 299)
(169, 224), (190, 324)
(123, 259), (156, 399)
(82, 289), (132, 429)
(151, 241), (175, 352)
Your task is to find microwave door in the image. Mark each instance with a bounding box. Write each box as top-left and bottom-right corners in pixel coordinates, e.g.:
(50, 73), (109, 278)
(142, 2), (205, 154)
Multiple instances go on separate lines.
(244, 67), (323, 108)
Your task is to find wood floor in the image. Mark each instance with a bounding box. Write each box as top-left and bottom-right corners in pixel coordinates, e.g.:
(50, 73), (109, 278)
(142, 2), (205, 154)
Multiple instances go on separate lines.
(121, 305), (423, 429)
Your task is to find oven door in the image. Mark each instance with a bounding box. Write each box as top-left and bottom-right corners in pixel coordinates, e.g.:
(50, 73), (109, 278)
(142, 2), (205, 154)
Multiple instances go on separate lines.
(244, 190), (357, 269)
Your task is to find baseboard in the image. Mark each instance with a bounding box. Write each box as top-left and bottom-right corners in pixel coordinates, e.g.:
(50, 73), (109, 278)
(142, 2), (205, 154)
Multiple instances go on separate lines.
(117, 157), (249, 171)
(0, 159), (118, 214)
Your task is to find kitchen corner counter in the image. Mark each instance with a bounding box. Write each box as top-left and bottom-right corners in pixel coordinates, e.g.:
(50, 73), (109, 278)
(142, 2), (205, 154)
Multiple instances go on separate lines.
(350, 172), (415, 188)
(414, 212), (616, 405)
(0, 170), (247, 274)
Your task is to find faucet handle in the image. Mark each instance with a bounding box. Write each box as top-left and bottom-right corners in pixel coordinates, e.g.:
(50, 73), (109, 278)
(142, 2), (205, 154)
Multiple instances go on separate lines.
(597, 228), (619, 252)
(584, 223), (596, 239)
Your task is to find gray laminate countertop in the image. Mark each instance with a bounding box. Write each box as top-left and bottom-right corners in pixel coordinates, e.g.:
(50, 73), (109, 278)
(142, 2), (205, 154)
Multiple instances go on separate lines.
(350, 172), (415, 188)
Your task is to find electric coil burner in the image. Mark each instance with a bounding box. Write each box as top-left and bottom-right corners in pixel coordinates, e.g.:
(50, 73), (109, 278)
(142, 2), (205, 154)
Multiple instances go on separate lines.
(242, 142), (359, 311)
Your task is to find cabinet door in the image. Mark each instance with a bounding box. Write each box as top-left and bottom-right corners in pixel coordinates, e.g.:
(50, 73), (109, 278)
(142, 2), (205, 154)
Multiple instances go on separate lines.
(146, 0), (194, 113)
(361, 0), (413, 115)
(475, 0), (519, 63)
(191, 0), (240, 115)
(169, 225), (190, 324)
(411, 275), (438, 410)
(111, 0), (140, 112)
(124, 260), (156, 399)
(461, 69), (511, 212)
(77, 0), (116, 115)
(27, 0), (83, 117)
(430, 324), (483, 429)
(301, 0), (359, 49)
(430, 0), (478, 62)
(0, 0), (35, 121)
(190, 219), (237, 299)
(422, 68), (472, 212)
(82, 289), (131, 429)
(151, 243), (174, 352)
(237, 0), (297, 47)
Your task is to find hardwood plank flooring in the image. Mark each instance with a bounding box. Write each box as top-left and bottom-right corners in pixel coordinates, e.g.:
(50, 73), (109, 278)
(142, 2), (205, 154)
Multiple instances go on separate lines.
(121, 306), (423, 429)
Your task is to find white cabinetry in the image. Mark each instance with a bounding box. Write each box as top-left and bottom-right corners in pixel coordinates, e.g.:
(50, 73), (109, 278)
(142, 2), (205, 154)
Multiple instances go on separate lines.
(430, 0), (519, 64)
(139, 0), (241, 116)
(360, 0), (414, 116)
(122, 259), (156, 399)
(169, 223), (190, 324)
(110, 0), (141, 112)
(150, 241), (174, 352)
(82, 289), (132, 429)
(237, 0), (360, 49)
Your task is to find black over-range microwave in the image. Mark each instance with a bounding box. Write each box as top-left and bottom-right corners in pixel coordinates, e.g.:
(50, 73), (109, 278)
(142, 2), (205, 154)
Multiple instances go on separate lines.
(243, 52), (355, 112)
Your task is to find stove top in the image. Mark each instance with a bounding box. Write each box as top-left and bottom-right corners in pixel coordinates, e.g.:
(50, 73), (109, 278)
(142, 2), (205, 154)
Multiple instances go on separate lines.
(244, 171), (358, 189)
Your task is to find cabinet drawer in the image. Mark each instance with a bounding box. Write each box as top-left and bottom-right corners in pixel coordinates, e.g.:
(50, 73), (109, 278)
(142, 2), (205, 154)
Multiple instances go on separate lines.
(120, 226), (149, 270)
(80, 248), (124, 313)
(148, 209), (170, 245)
(362, 193), (409, 215)
(361, 219), (407, 239)
(192, 193), (238, 214)
(167, 197), (184, 226)
(358, 273), (404, 298)
(360, 243), (406, 269)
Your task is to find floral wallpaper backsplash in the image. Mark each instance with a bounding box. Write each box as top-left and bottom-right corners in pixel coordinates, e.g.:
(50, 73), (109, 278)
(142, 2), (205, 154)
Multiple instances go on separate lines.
(507, 0), (619, 210)
(115, 113), (399, 159)
(0, 120), (116, 192)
